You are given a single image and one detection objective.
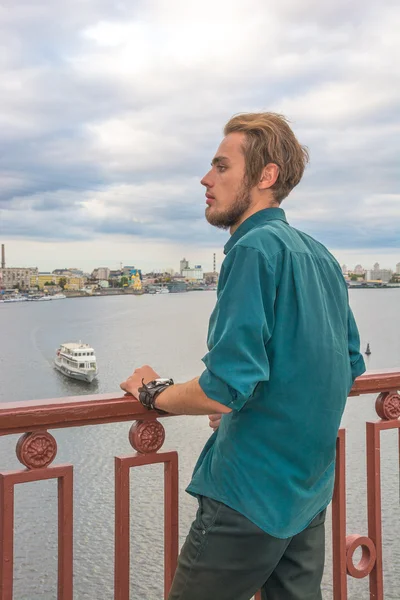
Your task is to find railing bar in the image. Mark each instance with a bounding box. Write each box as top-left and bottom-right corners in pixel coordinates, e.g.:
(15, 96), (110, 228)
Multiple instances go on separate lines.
(163, 453), (179, 599)
(114, 458), (131, 600)
(58, 468), (73, 600)
(0, 476), (14, 600)
(366, 422), (384, 600)
(332, 429), (347, 600)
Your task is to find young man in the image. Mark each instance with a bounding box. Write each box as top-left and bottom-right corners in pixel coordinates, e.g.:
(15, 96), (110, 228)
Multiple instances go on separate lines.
(120, 113), (366, 600)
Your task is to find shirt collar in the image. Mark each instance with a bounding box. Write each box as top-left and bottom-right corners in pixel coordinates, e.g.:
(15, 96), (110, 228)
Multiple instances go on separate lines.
(224, 207), (288, 255)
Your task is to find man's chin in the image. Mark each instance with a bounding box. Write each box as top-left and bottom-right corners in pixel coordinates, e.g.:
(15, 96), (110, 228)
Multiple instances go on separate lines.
(205, 207), (229, 230)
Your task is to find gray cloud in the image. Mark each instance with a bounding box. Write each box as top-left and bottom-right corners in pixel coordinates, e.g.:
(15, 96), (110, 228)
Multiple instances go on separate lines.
(0, 0), (399, 264)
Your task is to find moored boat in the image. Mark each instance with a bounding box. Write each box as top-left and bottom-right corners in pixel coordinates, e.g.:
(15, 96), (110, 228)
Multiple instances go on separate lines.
(54, 342), (98, 383)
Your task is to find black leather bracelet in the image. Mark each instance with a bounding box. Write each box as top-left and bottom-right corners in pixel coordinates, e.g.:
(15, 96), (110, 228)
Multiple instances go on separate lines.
(138, 378), (174, 414)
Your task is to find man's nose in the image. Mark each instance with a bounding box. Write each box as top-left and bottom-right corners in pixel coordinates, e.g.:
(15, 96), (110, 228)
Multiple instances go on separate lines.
(201, 169), (213, 188)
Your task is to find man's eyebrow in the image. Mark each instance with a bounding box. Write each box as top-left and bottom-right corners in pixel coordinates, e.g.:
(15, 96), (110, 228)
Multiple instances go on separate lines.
(211, 156), (230, 166)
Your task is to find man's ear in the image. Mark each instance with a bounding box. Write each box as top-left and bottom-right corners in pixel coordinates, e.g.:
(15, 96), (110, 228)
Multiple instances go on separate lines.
(258, 163), (279, 190)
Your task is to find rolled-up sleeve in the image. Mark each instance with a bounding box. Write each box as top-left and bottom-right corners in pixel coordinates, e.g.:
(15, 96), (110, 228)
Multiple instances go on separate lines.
(347, 307), (366, 381)
(199, 244), (275, 411)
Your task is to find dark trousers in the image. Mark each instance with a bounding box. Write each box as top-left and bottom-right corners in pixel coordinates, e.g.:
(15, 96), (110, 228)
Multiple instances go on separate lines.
(168, 496), (326, 600)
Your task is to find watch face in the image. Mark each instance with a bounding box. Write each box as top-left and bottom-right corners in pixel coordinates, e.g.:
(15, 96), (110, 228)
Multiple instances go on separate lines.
(154, 378), (171, 385)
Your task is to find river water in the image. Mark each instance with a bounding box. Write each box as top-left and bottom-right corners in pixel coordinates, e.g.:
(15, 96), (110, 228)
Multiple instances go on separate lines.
(0, 289), (399, 600)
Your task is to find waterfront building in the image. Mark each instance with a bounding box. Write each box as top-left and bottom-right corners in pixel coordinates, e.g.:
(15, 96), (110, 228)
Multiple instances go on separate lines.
(64, 277), (85, 291)
(354, 264), (365, 275)
(182, 266), (203, 281)
(368, 267), (393, 283)
(122, 266), (142, 280)
(204, 271), (219, 285)
(131, 272), (143, 292)
(1, 266), (38, 290)
(31, 272), (59, 289)
(341, 264), (347, 275)
(92, 267), (110, 281)
(180, 258), (189, 274)
(396, 262), (400, 275)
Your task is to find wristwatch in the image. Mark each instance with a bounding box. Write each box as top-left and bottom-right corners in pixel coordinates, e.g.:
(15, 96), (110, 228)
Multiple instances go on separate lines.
(138, 378), (174, 414)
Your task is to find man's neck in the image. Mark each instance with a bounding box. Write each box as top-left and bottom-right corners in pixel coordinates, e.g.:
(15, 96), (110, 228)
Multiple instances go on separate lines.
(230, 200), (280, 235)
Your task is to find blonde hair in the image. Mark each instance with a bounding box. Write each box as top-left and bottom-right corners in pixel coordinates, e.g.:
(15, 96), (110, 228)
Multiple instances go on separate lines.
(224, 112), (309, 202)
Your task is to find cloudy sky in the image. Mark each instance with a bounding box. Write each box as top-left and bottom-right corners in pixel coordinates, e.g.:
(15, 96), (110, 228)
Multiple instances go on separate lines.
(1, 0), (399, 273)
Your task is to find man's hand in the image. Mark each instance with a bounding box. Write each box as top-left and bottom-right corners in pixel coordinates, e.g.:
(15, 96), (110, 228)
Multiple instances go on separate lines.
(120, 365), (160, 399)
(208, 413), (223, 430)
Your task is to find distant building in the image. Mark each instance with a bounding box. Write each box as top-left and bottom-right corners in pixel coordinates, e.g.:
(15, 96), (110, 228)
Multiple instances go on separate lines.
(204, 271), (219, 284)
(180, 258), (189, 274)
(67, 268), (85, 277)
(31, 272), (58, 289)
(341, 264), (348, 275)
(31, 273), (85, 291)
(182, 266), (203, 281)
(354, 264), (365, 275)
(122, 266), (142, 280)
(367, 267), (393, 283)
(1, 267), (38, 290)
(53, 269), (73, 277)
(64, 277), (85, 291)
(92, 267), (110, 281)
(396, 262), (400, 275)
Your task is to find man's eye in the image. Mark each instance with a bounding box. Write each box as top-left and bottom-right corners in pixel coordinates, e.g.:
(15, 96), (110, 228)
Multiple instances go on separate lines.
(217, 165), (227, 172)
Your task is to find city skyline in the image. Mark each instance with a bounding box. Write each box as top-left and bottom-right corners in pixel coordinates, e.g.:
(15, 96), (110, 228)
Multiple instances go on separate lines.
(0, 1), (399, 270)
(1, 239), (399, 276)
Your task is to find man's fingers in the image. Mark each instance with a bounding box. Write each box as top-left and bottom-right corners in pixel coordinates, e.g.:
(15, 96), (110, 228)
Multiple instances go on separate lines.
(208, 413), (222, 429)
(208, 414), (221, 421)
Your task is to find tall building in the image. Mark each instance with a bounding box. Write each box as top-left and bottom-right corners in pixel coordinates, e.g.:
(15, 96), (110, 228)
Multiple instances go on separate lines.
(396, 263), (400, 275)
(92, 267), (110, 281)
(341, 264), (347, 275)
(180, 258), (189, 274)
(354, 264), (365, 275)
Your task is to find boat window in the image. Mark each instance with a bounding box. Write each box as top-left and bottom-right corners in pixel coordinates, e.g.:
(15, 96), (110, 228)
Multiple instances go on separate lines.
(79, 363), (85, 368)
(90, 363), (95, 368)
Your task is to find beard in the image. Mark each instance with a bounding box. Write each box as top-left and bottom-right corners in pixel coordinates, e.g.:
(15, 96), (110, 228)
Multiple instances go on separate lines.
(205, 180), (252, 230)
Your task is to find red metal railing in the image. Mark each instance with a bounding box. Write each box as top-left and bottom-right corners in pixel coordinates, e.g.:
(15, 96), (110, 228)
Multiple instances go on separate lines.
(0, 369), (399, 599)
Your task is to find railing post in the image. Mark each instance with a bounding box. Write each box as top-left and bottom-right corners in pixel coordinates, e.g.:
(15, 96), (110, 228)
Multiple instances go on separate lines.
(332, 429), (347, 600)
(366, 422), (384, 600)
(114, 419), (179, 600)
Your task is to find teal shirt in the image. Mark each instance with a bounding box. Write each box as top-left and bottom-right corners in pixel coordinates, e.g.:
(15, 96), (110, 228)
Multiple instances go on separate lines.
(187, 208), (366, 538)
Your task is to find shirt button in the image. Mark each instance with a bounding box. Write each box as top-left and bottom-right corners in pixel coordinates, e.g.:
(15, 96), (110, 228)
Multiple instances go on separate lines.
(202, 530), (206, 535)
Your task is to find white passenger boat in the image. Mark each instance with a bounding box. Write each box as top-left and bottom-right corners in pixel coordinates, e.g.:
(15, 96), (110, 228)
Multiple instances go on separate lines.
(54, 342), (98, 383)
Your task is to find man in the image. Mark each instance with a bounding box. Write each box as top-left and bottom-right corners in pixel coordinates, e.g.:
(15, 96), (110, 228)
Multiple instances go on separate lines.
(120, 113), (366, 600)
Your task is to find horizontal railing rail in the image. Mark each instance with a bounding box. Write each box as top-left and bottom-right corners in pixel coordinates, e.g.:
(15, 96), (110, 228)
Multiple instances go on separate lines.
(0, 369), (399, 600)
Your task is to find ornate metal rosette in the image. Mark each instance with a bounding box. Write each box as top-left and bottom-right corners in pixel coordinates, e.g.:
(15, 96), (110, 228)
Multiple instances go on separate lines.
(16, 431), (58, 469)
(375, 391), (400, 420)
(129, 420), (166, 454)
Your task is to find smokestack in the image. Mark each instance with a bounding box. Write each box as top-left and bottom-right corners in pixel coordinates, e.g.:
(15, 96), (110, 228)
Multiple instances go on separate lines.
(1, 244), (5, 269)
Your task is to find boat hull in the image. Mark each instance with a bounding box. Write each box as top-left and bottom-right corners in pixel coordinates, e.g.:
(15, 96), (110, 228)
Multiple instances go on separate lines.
(54, 361), (98, 383)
